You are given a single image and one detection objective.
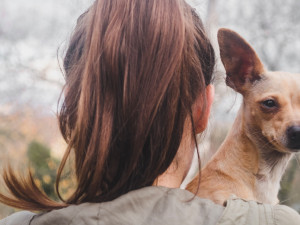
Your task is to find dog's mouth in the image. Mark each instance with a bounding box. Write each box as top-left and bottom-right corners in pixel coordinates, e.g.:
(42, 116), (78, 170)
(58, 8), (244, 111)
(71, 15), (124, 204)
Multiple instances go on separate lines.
(250, 125), (300, 153)
(269, 126), (300, 153)
(263, 135), (298, 154)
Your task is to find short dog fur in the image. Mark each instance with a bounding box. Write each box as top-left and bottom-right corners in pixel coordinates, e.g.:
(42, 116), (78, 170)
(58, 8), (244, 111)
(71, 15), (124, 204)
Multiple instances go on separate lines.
(187, 28), (300, 205)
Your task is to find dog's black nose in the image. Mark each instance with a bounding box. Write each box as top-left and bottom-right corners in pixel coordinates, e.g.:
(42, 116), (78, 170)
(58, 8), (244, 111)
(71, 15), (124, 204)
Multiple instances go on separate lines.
(286, 126), (300, 151)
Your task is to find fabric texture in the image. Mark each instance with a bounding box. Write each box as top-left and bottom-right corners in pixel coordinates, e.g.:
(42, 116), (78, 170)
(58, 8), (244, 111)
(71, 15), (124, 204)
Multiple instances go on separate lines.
(0, 211), (35, 225)
(1, 186), (300, 225)
(218, 197), (300, 225)
(30, 186), (223, 225)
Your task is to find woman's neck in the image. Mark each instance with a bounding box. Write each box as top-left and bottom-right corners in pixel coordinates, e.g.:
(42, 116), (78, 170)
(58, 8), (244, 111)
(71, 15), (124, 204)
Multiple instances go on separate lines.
(156, 126), (194, 188)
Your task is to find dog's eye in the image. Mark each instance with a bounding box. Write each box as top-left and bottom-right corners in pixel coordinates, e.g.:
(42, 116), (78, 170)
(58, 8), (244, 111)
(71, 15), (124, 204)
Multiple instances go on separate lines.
(262, 99), (277, 109)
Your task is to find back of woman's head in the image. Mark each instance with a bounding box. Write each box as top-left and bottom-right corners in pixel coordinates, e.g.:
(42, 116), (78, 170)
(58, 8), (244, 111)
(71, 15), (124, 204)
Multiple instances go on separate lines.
(0, 0), (215, 210)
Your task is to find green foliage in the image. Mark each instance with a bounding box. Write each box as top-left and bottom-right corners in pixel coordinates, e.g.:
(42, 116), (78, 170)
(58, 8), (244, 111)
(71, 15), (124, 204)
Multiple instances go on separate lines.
(27, 140), (59, 200)
(278, 157), (299, 206)
(27, 141), (51, 169)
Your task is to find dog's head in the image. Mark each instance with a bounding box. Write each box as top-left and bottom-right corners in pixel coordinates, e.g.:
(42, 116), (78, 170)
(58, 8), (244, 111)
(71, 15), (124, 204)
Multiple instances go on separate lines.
(218, 28), (300, 153)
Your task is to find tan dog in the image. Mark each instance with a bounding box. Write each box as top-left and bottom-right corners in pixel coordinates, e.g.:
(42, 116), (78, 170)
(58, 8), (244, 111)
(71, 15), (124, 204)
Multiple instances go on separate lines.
(187, 28), (300, 205)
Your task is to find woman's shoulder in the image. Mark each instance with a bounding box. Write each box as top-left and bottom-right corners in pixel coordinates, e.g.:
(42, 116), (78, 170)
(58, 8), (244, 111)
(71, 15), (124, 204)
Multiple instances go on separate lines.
(0, 187), (224, 225)
(273, 204), (300, 224)
(0, 211), (35, 225)
(1, 188), (299, 225)
(218, 196), (300, 225)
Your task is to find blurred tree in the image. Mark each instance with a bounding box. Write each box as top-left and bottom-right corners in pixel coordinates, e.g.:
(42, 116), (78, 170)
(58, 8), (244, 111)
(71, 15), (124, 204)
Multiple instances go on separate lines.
(217, 0), (300, 72)
(27, 140), (59, 200)
(0, 0), (90, 218)
(0, 0), (93, 108)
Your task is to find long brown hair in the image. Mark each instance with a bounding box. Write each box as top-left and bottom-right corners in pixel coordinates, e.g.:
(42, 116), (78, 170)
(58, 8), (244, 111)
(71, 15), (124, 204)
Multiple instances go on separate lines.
(0, 0), (215, 211)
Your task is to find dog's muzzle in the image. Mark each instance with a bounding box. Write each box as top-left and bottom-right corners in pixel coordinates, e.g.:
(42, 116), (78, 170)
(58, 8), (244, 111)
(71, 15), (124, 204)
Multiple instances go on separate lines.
(286, 126), (300, 151)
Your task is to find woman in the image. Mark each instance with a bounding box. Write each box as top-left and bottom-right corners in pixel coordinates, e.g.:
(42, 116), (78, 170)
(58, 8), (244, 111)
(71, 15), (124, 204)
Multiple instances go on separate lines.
(0, 0), (299, 224)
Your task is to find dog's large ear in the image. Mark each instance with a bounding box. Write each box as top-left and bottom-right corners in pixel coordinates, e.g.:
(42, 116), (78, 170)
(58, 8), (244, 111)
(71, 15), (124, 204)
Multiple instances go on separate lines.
(218, 28), (265, 93)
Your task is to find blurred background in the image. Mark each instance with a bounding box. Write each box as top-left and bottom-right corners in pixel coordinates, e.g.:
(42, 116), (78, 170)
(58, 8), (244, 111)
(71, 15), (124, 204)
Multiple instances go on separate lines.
(0, 0), (299, 218)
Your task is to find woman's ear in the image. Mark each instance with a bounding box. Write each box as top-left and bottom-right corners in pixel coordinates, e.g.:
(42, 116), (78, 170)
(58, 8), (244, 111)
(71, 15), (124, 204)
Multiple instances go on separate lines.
(193, 84), (214, 134)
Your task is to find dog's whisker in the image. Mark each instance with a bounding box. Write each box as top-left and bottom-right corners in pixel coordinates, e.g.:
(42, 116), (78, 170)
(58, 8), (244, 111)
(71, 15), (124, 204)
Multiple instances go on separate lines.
(295, 155), (300, 169)
(279, 193), (299, 204)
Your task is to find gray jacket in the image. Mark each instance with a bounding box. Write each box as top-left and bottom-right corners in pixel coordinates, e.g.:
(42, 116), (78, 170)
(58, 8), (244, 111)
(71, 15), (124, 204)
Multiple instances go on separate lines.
(1, 186), (300, 225)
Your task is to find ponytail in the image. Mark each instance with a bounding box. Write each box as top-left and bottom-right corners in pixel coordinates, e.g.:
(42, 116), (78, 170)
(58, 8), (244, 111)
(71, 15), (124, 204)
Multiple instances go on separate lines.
(0, 0), (215, 211)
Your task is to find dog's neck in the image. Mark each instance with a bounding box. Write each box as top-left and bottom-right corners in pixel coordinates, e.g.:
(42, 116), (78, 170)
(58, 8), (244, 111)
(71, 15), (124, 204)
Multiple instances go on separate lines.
(220, 106), (292, 204)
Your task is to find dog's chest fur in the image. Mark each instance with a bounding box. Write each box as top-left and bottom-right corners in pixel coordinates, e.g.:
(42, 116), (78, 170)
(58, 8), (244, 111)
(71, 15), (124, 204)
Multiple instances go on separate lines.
(255, 151), (292, 204)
